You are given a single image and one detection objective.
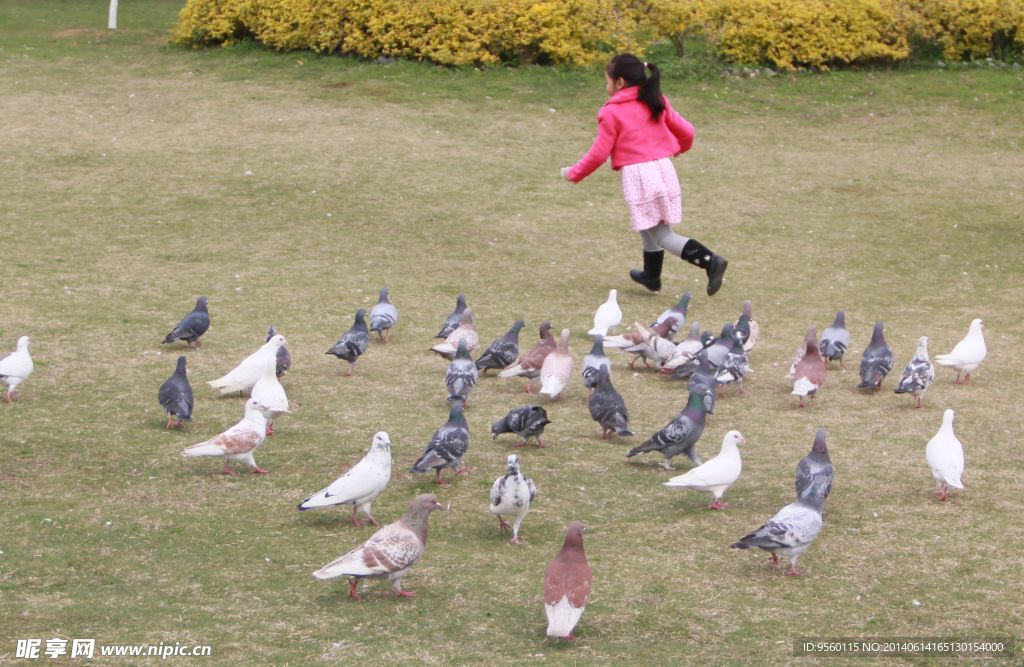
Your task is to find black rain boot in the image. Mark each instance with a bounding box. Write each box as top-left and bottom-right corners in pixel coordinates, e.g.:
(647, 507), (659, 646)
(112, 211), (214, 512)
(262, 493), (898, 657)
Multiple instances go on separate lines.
(680, 239), (728, 296)
(629, 250), (664, 292)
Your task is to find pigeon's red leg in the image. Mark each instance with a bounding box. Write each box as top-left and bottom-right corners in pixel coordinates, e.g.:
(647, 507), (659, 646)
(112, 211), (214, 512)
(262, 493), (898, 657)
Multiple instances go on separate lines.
(509, 536), (524, 545)
(798, 397), (805, 408)
(347, 579), (362, 601)
(345, 364), (355, 377)
(915, 397), (923, 409)
(769, 554), (779, 572)
(250, 465), (269, 474)
(709, 499), (728, 510)
(787, 566), (806, 577)
(395, 590), (416, 598)
(497, 517), (510, 533)
(4, 393), (12, 403)
(511, 440), (527, 448)
(628, 357), (638, 369)
(166, 414), (175, 429)
(601, 430), (609, 440)
(266, 422), (275, 436)
(964, 373), (972, 384)
(455, 466), (471, 475)
(535, 438), (546, 449)
(367, 514), (381, 527)
(350, 507), (366, 527)
(221, 465), (237, 476)
(524, 382), (533, 394)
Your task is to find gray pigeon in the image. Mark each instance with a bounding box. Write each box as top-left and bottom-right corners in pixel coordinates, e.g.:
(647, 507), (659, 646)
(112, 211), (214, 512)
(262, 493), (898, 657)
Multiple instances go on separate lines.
(162, 296), (210, 348)
(894, 336), (935, 409)
(705, 323), (736, 369)
(858, 321), (894, 390)
(436, 293), (468, 339)
(581, 334), (611, 396)
(475, 320), (524, 373)
(410, 403), (470, 485)
(491, 405), (551, 448)
(626, 388), (711, 469)
(819, 311), (850, 368)
(445, 339), (478, 403)
(326, 309), (371, 376)
(158, 355), (193, 428)
(715, 334), (751, 396)
(688, 350), (718, 415)
(652, 292), (691, 339)
(588, 366), (632, 439)
(795, 429), (833, 504)
(267, 325), (291, 377)
(369, 288), (399, 342)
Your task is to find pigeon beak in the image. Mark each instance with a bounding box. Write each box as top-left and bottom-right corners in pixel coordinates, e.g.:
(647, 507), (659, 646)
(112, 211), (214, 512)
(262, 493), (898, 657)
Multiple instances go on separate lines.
(443, 501), (452, 512)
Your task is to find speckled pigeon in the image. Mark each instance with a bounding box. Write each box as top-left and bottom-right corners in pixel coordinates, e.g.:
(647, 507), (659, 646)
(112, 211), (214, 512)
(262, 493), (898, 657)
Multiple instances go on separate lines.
(491, 405), (551, 448)
(445, 339), (478, 403)
(581, 334), (611, 395)
(410, 403), (470, 485)
(894, 336), (935, 408)
(489, 454), (538, 544)
(476, 320), (524, 373)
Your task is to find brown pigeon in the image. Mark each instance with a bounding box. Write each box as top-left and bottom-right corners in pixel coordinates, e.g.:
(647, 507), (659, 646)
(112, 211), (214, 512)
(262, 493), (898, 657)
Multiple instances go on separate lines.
(312, 494), (444, 601)
(791, 327), (826, 408)
(498, 321), (556, 393)
(544, 521), (592, 640)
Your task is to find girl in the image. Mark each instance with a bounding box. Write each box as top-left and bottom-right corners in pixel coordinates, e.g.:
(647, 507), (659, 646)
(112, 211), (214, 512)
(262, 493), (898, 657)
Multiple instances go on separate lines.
(561, 54), (728, 296)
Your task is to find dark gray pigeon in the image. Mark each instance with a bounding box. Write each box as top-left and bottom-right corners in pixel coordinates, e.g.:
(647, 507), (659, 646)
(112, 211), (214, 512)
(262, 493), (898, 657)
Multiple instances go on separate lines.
(436, 294), (468, 339)
(446, 339), (478, 403)
(819, 310), (850, 368)
(588, 366), (632, 439)
(475, 319), (524, 373)
(652, 292), (691, 340)
(162, 296), (210, 348)
(857, 321), (894, 390)
(626, 388), (711, 469)
(491, 405), (551, 448)
(687, 349), (718, 414)
(369, 288), (399, 342)
(267, 325), (291, 377)
(326, 309), (370, 376)
(795, 429), (833, 504)
(581, 334), (611, 396)
(158, 355), (193, 428)
(410, 403), (470, 485)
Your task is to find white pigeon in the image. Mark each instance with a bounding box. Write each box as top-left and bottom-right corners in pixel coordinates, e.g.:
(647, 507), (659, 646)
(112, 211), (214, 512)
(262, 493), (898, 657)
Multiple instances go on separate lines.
(0, 336), (33, 402)
(181, 398), (269, 475)
(925, 409), (965, 502)
(663, 431), (744, 509)
(250, 357), (289, 435)
(539, 329), (573, 399)
(934, 318), (986, 384)
(489, 454), (538, 545)
(298, 432), (393, 526)
(207, 334), (288, 395)
(588, 289), (622, 336)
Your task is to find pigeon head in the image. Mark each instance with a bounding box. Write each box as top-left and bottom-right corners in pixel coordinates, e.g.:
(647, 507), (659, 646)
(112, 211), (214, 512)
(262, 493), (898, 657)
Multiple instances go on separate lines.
(17, 336), (30, 351)
(243, 398), (265, 415)
(455, 294), (467, 310)
(506, 454), (521, 474)
(459, 308), (475, 326)
(811, 429), (829, 456)
(195, 296), (209, 311)
(371, 431), (391, 453)
(742, 300), (753, 318)
(941, 408), (955, 428)
(562, 521), (586, 550)
(724, 431), (745, 448)
(870, 321), (886, 345)
(267, 334), (287, 348)
(969, 319), (983, 335)
(539, 321), (553, 340)
(378, 287), (390, 303)
(353, 309), (367, 326)
(511, 319), (525, 333)
(556, 329), (571, 352)
(266, 325), (277, 341)
(686, 322), (700, 339)
(915, 336), (929, 355)
(608, 289), (618, 302)
(402, 494), (445, 539)
(677, 292), (692, 311)
(175, 355), (187, 375)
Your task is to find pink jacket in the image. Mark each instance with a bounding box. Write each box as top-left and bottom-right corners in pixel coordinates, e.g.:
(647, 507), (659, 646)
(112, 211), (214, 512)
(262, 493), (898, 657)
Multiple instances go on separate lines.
(566, 86), (695, 183)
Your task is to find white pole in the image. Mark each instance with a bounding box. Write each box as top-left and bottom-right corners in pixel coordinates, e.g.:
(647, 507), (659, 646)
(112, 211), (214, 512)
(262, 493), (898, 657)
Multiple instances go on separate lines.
(108, 0), (118, 30)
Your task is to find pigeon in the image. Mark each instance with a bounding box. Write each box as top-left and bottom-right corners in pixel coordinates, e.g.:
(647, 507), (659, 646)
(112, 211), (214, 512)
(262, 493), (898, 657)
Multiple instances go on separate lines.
(498, 321), (556, 393)
(935, 318), (986, 384)
(894, 336), (935, 408)
(688, 350), (718, 415)
(539, 329), (573, 399)
(715, 334), (752, 396)
(634, 321), (678, 370)
(410, 403), (470, 485)
(162, 296), (210, 348)
(491, 405), (551, 448)
(588, 289), (622, 337)
(312, 494), (444, 601)
(266, 326), (291, 377)
(731, 474), (829, 576)
(436, 293), (467, 339)
(489, 454), (538, 544)
(663, 430), (744, 509)
(705, 323), (736, 369)
(581, 335), (611, 395)
(0, 336), (33, 402)
(158, 355), (193, 428)
(430, 308), (479, 360)
(857, 322), (894, 390)
(298, 431), (392, 526)
(819, 310), (849, 368)
(791, 328), (826, 408)
(652, 292), (691, 339)
(661, 322), (704, 376)
(181, 398), (269, 475)
(445, 339), (478, 403)
(251, 358), (289, 435)
(475, 320), (524, 373)
(369, 288), (398, 342)
(734, 300), (760, 353)
(603, 319), (675, 370)
(925, 409), (965, 502)
(326, 309), (371, 376)
(544, 522), (593, 640)
(588, 366), (633, 439)
(786, 326), (817, 378)
(795, 429), (833, 504)
(627, 388), (711, 469)
(208, 334), (288, 396)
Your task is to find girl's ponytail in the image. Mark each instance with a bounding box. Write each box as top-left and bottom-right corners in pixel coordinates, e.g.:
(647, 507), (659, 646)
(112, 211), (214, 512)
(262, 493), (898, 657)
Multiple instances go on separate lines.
(638, 62), (665, 121)
(607, 54), (665, 121)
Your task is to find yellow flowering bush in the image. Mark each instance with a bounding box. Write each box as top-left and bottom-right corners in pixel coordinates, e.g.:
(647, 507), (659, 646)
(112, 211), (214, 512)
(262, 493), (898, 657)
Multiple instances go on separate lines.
(910, 0), (1024, 61)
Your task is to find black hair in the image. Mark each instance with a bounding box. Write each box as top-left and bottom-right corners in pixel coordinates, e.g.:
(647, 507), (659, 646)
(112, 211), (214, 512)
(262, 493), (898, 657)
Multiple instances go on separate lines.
(607, 53), (665, 121)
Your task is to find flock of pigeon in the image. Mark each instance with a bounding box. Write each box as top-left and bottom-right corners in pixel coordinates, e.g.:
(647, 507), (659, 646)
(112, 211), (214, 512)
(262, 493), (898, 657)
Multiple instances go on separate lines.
(0, 285), (988, 640)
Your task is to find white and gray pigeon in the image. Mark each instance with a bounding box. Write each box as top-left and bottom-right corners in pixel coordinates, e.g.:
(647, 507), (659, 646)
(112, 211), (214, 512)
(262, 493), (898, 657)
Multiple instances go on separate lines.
(819, 310), (849, 368)
(475, 320), (524, 373)
(652, 292), (691, 339)
(326, 309), (370, 376)
(266, 326), (291, 377)
(926, 409), (965, 502)
(894, 336), (935, 408)
(181, 398), (269, 475)
(858, 321), (894, 390)
(410, 403), (470, 485)
(208, 334), (288, 395)
(715, 334), (752, 396)
(298, 431), (392, 526)
(0, 336), (33, 402)
(588, 366), (633, 439)
(489, 454), (538, 544)
(661, 322), (704, 377)
(626, 388), (711, 469)
(436, 294), (468, 339)
(251, 358), (289, 435)
(581, 334), (611, 395)
(588, 289), (622, 337)
(663, 430), (744, 509)
(795, 429), (833, 504)
(734, 300), (760, 353)
(731, 474), (829, 575)
(491, 405), (551, 448)
(158, 355), (193, 428)
(935, 318), (986, 384)
(369, 288), (399, 342)
(445, 339), (478, 404)
(162, 296), (210, 348)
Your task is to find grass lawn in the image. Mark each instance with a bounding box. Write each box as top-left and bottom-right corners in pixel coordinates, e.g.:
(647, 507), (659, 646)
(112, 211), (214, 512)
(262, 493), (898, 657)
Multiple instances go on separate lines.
(2, 0), (1023, 663)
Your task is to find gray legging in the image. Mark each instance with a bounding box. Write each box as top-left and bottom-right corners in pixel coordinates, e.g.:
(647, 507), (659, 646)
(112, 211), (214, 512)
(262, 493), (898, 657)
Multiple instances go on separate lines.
(639, 223), (690, 255)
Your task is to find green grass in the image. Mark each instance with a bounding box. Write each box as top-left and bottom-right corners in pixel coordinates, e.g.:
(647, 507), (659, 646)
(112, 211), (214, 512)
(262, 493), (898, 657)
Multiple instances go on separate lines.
(2, 1), (1023, 664)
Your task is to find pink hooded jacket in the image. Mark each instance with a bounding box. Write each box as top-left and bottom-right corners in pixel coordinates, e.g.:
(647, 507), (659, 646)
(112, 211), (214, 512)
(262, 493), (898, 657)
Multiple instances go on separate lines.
(566, 86), (695, 183)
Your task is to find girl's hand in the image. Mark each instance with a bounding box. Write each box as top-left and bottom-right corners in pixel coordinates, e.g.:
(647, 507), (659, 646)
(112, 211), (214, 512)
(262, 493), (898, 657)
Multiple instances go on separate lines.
(559, 167), (571, 181)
